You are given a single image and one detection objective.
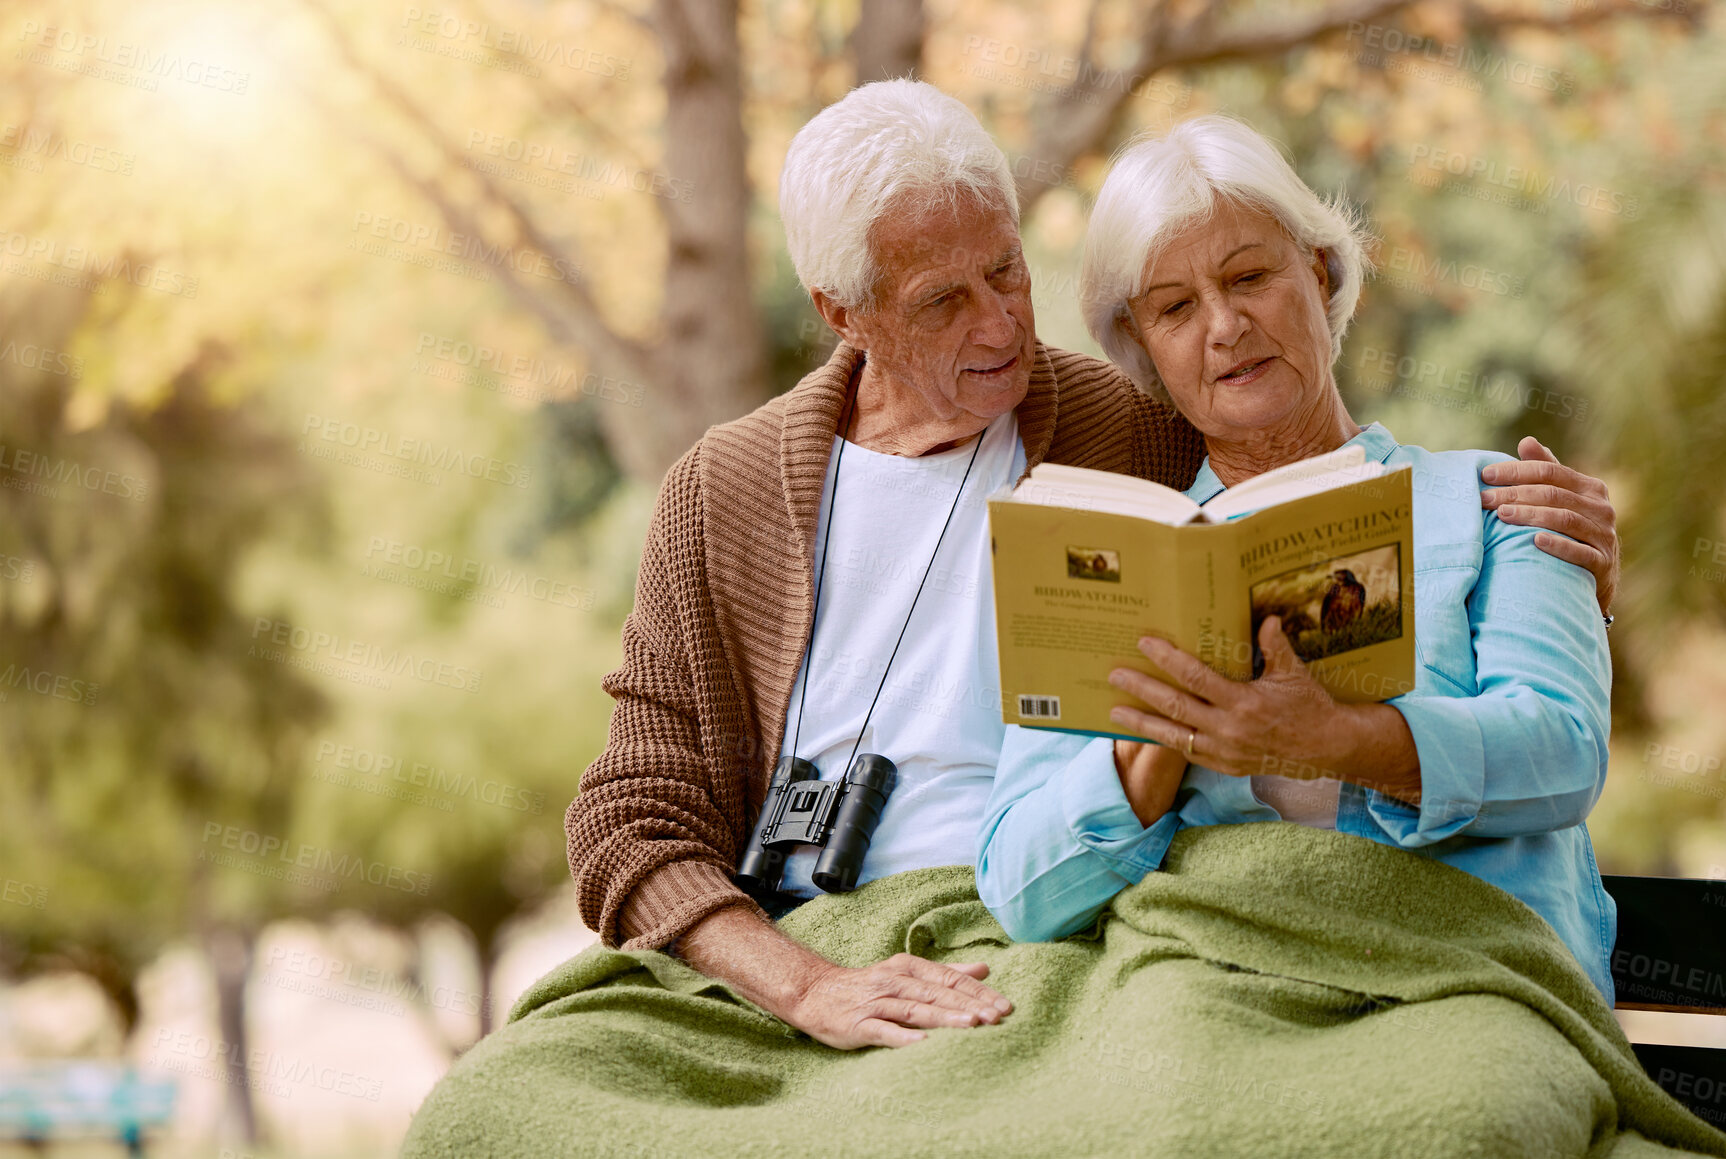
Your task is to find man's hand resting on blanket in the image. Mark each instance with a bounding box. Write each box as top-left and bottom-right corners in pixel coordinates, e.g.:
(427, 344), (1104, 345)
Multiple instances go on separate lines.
(792, 953), (1012, 1050)
(673, 903), (1013, 1051)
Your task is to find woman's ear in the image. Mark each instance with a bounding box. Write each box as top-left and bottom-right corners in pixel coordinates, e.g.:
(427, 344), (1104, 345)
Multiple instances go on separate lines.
(1117, 307), (1171, 406)
(1311, 247), (1331, 297)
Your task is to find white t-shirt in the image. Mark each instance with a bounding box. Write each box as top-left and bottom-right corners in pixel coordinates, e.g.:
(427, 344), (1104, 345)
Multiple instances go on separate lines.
(774, 408), (1027, 898)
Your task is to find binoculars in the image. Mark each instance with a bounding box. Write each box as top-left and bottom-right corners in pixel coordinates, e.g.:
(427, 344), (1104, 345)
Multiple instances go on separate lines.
(736, 753), (897, 895)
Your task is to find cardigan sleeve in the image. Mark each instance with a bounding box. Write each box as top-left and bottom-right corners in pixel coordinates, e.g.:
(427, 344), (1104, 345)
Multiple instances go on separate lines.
(565, 444), (771, 951)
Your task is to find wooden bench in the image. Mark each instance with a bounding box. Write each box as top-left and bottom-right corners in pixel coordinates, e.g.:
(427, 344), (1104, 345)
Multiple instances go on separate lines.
(0, 1063), (175, 1156)
(1602, 875), (1726, 1130)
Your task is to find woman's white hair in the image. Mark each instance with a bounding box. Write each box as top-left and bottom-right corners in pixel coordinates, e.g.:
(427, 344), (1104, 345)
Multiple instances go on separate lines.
(780, 79), (1018, 309)
(1080, 114), (1373, 403)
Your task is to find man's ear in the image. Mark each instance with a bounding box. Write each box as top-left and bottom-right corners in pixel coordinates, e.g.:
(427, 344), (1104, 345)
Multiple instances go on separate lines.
(810, 289), (866, 351)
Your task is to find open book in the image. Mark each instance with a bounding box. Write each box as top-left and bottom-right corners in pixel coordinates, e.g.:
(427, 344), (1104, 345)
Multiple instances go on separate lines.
(988, 446), (1416, 739)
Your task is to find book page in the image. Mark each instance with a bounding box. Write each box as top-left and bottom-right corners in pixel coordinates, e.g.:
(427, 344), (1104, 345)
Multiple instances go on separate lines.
(1202, 446), (1381, 522)
(1005, 463), (1202, 525)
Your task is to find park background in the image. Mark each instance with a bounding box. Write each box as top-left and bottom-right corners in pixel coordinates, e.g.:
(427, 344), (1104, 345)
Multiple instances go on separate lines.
(0, 0), (1722, 1154)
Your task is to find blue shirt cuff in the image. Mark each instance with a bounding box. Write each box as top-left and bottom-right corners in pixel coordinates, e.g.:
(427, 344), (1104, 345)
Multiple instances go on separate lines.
(1378, 694), (1487, 843)
(1060, 736), (1182, 876)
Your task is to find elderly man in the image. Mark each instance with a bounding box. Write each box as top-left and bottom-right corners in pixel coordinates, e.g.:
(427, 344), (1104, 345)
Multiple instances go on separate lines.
(401, 80), (1621, 1152)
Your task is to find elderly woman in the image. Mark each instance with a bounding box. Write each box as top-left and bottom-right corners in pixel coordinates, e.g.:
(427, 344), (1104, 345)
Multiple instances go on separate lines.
(975, 114), (1617, 1000)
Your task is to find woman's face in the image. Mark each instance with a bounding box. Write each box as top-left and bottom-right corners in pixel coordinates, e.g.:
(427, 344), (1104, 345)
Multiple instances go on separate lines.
(1126, 200), (1336, 443)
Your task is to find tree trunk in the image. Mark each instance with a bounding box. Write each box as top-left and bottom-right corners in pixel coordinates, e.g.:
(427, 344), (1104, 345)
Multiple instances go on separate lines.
(63, 943), (143, 1039)
(476, 934), (497, 1039)
(852, 0), (924, 83)
(205, 925), (258, 1145)
(617, 0), (767, 480)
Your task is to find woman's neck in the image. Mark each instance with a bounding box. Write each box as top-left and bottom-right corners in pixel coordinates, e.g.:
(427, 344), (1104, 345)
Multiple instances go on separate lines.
(1204, 394), (1362, 488)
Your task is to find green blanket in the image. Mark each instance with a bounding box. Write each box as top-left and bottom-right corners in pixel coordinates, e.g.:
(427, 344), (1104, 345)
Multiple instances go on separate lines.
(402, 823), (1726, 1158)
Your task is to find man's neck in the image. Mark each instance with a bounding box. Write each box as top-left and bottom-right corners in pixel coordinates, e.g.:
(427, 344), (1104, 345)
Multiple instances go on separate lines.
(844, 360), (991, 457)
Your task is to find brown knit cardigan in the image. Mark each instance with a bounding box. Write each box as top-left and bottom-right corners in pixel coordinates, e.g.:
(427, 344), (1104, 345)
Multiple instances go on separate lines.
(566, 340), (1206, 951)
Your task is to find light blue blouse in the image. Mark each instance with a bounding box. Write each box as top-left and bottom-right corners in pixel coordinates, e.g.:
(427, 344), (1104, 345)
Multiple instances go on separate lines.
(975, 422), (1618, 1001)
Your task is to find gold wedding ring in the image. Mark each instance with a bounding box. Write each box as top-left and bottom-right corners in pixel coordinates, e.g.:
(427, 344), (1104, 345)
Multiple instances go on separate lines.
(1183, 729), (1196, 760)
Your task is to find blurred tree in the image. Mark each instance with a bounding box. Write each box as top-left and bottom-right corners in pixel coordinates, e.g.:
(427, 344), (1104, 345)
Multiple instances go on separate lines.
(1565, 58), (1726, 708)
(1553, 30), (1726, 872)
(853, 0), (924, 82)
(531, 396), (626, 538)
(298, 0), (765, 484)
(0, 13), (1717, 1158)
(295, 0), (1694, 489)
(0, 283), (332, 1142)
(1004, 0), (1697, 213)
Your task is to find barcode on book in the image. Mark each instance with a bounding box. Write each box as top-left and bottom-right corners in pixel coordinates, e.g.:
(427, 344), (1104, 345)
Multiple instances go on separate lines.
(1018, 695), (1061, 720)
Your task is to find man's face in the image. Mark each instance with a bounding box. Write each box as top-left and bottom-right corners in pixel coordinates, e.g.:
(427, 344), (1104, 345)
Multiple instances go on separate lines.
(839, 193), (1036, 425)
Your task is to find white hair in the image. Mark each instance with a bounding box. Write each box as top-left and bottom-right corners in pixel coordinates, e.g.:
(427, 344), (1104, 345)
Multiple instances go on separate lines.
(779, 79), (1018, 309)
(1080, 114), (1373, 403)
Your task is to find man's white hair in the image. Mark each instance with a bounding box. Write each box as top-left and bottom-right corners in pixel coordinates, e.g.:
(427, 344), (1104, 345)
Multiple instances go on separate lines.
(1080, 114), (1373, 404)
(779, 79), (1018, 309)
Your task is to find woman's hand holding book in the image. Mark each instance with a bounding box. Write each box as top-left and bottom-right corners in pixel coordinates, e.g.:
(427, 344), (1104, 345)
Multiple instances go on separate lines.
(1105, 619), (1423, 805)
(1113, 737), (1188, 827)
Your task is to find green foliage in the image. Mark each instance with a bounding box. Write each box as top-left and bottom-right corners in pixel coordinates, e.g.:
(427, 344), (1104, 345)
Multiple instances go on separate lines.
(0, 289), (331, 1025)
(527, 397), (625, 541)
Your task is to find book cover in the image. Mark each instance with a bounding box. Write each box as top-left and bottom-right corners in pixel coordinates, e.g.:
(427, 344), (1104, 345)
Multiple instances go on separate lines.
(988, 465), (1416, 740)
